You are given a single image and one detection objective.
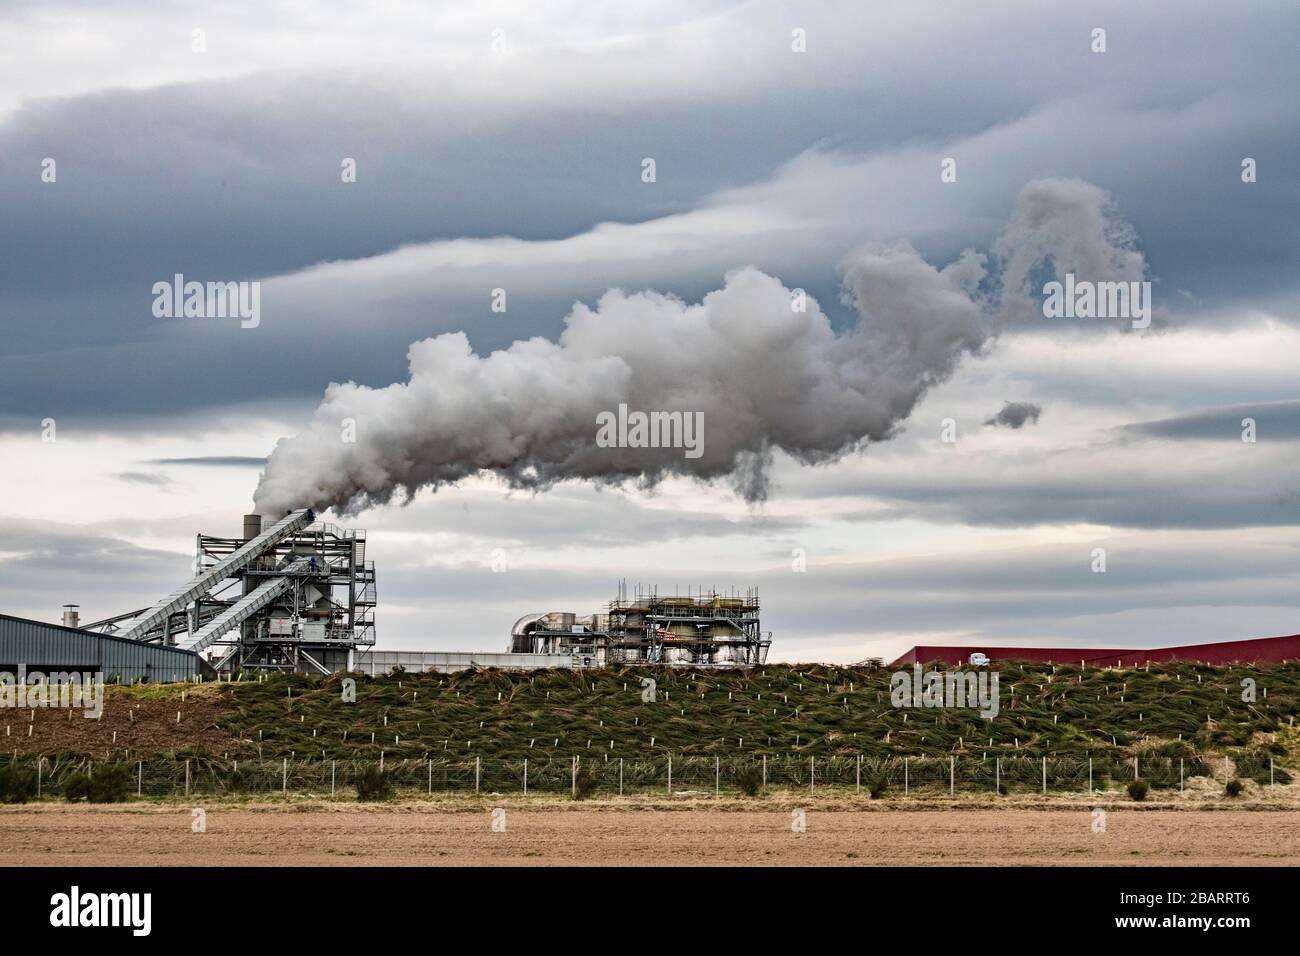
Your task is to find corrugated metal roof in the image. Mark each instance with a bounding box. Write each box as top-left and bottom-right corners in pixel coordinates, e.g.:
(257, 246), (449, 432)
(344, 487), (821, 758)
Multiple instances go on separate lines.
(892, 633), (1300, 667)
(0, 613), (201, 682)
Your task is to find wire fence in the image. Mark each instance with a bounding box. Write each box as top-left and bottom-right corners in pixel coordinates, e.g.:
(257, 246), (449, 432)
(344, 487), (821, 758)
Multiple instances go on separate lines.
(0, 752), (1275, 800)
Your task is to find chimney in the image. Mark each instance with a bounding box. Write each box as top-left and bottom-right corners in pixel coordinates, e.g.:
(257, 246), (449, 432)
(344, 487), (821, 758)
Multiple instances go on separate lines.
(243, 513), (263, 541)
(61, 604), (80, 628)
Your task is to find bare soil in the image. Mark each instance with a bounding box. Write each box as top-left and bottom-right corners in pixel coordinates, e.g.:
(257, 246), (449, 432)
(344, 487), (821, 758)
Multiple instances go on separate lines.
(1, 683), (238, 757)
(4, 799), (1298, 866)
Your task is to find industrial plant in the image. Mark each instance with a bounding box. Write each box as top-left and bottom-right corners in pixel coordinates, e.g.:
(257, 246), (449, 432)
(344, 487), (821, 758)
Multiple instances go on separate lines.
(6, 507), (1300, 682)
(0, 511), (771, 679)
(82, 510), (376, 676)
(509, 584), (771, 668)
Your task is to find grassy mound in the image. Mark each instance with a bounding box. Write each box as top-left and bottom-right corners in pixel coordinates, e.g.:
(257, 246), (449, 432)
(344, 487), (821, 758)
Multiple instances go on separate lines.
(193, 661), (1299, 774)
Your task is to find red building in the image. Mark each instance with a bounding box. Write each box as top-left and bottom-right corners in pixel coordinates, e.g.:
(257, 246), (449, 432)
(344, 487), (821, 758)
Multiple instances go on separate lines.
(892, 633), (1300, 667)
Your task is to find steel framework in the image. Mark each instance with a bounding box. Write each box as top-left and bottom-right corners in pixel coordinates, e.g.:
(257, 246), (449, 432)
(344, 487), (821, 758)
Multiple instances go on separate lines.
(90, 511), (376, 675)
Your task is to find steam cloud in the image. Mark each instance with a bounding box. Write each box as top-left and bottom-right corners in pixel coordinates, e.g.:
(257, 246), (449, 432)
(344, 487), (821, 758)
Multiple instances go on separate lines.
(254, 178), (1145, 516)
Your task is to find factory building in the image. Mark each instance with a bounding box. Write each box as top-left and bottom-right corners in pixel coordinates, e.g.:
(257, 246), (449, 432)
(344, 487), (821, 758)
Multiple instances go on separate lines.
(0, 613), (203, 683)
(510, 586), (772, 668)
(84, 510), (376, 676)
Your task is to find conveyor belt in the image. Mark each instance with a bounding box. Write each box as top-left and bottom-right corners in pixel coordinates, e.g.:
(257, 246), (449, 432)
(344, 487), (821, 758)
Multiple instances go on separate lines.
(180, 563), (308, 653)
(119, 509), (312, 642)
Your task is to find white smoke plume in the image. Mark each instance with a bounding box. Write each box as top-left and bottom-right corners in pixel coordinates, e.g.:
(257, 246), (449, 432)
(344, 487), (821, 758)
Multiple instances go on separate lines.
(254, 178), (1145, 516)
(992, 177), (1148, 323)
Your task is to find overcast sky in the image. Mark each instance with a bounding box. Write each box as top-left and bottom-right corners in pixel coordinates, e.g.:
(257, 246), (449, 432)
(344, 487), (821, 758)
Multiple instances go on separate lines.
(2, 0), (1297, 663)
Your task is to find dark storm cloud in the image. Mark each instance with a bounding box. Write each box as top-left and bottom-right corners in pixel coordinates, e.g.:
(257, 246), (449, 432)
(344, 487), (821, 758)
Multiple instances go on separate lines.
(0, 0), (1297, 428)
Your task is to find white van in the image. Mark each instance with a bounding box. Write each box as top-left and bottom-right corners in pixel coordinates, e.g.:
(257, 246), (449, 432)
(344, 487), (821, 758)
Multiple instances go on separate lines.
(968, 652), (990, 667)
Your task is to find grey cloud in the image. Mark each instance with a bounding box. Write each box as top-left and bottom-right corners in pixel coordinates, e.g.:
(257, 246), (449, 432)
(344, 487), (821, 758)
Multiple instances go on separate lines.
(147, 456), (268, 467)
(0, 519), (188, 624)
(813, 430), (1300, 530)
(362, 486), (809, 551)
(113, 470), (173, 488)
(1, 2), (1298, 429)
(1125, 400), (1300, 441)
(984, 401), (1042, 429)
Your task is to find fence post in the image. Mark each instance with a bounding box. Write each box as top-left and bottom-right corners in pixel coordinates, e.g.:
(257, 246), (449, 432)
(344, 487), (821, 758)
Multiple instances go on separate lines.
(475, 756), (481, 794)
(809, 755), (815, 793)
(36, 757), (41, 798)
(428, 758), (432, 795)
(1088, 757), (1092, 793)
(715, 755), (719, 795)
(332, 760), (336, 797)
(904, 757), (909, 796)
(995, 757), (1000, 795)
(618, 758), (623, 796)
(1041, 756), (1046, 795)
(950, 756), (955, 796)
(762, 754), (766, 788)
(856, 755), (861, 795)
(282, 757), (287, 794)
(137, 760), (143, 797)
(185, 759), (191, 797)
(667, 755), (672, 795)
(1179, 758), (1184, 793)
(523, 758), (528, 795)
(1134, 755), (1138, 780)
(1270, 758), (1275, 787)
(571, 755), (577, 797)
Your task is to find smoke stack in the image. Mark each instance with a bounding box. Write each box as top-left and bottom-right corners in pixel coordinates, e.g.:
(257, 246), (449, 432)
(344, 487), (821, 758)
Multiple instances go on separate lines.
(61, 604), (80, 628)
(242, 513), (263, 541)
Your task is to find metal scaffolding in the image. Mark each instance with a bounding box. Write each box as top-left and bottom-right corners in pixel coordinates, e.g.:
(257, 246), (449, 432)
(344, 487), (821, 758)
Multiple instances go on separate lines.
(509, 585), (771, 668)
(89, 511), (376, 675)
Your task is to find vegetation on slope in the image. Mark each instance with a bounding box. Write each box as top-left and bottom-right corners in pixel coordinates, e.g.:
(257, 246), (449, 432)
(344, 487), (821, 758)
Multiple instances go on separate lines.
(208, 661), (1299, 770)
(13, 663), (1298, 786)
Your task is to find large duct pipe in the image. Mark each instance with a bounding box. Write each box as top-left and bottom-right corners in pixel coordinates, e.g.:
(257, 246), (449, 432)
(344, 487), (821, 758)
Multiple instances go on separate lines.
(61, 604), (80, 628)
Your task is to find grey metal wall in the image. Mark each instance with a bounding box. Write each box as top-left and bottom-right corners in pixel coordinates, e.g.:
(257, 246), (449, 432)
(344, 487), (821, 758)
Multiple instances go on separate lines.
(0, 614), (201, 682)
(356, 649), (583, 675)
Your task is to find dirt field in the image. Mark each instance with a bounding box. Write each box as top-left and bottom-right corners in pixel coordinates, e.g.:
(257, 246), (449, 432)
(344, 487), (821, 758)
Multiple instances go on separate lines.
(4, 799), (1300, 865)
